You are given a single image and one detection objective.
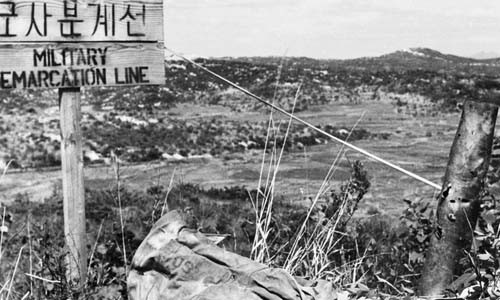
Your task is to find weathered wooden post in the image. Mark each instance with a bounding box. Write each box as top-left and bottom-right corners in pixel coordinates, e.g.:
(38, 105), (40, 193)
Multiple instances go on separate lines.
(59, 87), (86, 285)
(419, 100), (498, 297)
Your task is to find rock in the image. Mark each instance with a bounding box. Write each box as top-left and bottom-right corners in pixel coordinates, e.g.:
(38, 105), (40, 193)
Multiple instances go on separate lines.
(84, 150), (103, 162)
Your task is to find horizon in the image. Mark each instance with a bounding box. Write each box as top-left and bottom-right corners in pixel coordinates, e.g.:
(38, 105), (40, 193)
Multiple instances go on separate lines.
(164, 0), (500, 60)
(164, 47), (500, 61)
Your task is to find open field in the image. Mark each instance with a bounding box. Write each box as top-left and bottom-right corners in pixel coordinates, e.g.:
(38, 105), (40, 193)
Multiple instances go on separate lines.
(2, 98), (466, 216)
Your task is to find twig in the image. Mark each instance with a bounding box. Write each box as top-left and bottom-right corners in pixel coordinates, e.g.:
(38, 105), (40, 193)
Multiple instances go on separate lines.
(111, 153), (128, 275)
(87, 220), (104, 280)
(375, 274), (403, 295)
(6, 246), (24, 300)
(0, 160), (12, 182)
(161, 168), (176, 216)
(24, 274), (61, 284)
(0, 207), (5, 263)
(27, 218), (33, 295)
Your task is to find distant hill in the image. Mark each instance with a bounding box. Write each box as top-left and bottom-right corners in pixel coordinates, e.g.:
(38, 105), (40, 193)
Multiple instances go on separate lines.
(227, 48), (500, 75)
(470, 51), (500, 60)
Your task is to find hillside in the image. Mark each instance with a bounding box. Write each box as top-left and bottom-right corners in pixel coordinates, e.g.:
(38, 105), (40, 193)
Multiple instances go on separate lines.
(1, 48), (500, 169)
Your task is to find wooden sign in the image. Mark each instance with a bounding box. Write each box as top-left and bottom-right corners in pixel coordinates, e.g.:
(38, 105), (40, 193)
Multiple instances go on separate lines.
(0, 0), (164, 89)
(0, 42), (164, 88)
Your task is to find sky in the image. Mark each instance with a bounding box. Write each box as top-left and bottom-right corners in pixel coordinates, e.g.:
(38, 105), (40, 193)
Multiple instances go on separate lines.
(163, 0), (500, 59)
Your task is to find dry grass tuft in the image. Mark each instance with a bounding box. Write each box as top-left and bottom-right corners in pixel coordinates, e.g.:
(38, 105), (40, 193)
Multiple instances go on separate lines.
(251, 95), (368, 281)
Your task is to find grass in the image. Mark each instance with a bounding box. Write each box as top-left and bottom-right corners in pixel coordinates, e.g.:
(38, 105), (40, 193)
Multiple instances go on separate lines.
(0, 151), (482, 299)
(244, 63), (359, 273)
(0, 162), (31, 300)
(282, 113), (366, 278)
(246, 73), (377, 289)
(250, 57), (288, 263)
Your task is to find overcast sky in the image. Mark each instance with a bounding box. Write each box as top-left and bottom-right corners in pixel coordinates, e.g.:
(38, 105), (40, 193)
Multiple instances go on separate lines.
(163, 0), (500, 59)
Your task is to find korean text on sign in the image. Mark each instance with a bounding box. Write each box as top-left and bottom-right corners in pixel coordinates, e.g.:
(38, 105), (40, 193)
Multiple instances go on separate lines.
(0, 0), (163, 41)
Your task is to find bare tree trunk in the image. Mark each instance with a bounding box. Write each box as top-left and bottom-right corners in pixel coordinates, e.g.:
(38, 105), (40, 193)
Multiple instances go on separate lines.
(419, 101), (498, 297)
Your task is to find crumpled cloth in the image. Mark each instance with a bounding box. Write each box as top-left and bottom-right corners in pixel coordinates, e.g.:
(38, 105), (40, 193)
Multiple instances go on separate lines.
(127, 210), (336, 300)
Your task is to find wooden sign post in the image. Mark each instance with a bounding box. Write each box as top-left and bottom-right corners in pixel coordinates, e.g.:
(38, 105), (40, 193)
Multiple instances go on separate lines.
(59, 87), (86, 284)
(0, 0), (165, 286)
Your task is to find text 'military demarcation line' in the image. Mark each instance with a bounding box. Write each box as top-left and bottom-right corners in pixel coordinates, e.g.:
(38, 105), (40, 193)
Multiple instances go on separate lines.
(165, 47), (442, 190)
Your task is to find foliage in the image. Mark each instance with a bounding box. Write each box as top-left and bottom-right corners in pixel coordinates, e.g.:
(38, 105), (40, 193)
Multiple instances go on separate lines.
(350, 197), (433, 296)
(0, 183), (259, 299)
(276, 161), (371, 280)
(1, 165), (499, 299)
(446, 193), (500, 299)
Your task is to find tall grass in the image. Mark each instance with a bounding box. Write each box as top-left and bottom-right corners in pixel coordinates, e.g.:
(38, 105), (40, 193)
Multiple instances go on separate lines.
(250, 87), (368, 281)
(1, 162), (7, 299)
(283, 113), (366, 279)
(0, 161), (36, 300)
(0, 160), (24, 300)
(250, 58), (296, 263)
(110, 152), (128, 276)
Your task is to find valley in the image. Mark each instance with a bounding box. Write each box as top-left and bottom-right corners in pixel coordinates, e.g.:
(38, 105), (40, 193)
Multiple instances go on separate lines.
(2, 97), (463, 216)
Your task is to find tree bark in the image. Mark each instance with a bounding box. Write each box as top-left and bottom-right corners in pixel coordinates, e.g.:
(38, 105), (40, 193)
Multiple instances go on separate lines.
(419, 101), (498, 297)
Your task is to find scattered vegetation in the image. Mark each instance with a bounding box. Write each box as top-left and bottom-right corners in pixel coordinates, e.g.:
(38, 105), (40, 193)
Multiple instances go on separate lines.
(0, 159), (460, 291)
(3, 48), (499, 168)
(2, 48), (500, 299)
(1, 159), (500, 299)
